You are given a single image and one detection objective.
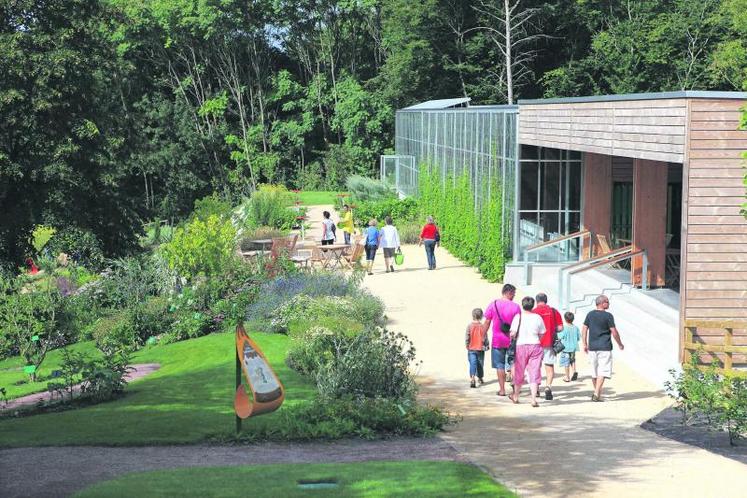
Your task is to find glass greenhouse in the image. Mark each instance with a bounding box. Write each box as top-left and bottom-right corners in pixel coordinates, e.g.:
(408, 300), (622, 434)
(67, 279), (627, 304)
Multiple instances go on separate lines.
(381, 98), (519, 251)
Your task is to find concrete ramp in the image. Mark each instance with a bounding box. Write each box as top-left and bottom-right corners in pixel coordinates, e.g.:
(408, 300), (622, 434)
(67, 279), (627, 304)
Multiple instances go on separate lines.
(505, 262), (680, 389)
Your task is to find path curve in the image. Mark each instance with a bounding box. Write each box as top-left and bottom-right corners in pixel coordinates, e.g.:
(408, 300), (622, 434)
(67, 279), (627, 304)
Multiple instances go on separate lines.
(363, 243), (747, 498)
(2, 363), (161, 412)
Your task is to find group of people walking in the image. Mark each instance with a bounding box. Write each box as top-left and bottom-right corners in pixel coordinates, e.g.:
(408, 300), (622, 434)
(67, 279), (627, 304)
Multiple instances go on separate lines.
(324, 206), (442, 274)
(466, 284), (625, 406)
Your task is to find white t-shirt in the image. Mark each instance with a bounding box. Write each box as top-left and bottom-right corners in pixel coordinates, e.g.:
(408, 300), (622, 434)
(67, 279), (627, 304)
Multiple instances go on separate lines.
(379, 225), (400, 249)
(510, 312), (546, 346)
(321, 219), (335, 241)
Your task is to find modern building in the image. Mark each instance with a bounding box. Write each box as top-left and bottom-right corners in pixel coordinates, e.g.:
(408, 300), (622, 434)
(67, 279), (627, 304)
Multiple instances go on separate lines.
(384, 92), (747, 384)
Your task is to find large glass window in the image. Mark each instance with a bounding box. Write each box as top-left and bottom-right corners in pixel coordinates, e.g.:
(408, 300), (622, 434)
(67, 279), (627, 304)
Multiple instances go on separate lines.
(517, 146), (582, 262)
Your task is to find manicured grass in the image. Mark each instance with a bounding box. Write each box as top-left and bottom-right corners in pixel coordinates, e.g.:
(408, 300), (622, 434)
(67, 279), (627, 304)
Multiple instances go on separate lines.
(75, 461), (516, 497)
(0, 341), (99, 399)
(0, 331), (316, 447)
(296, 191), (343, 206)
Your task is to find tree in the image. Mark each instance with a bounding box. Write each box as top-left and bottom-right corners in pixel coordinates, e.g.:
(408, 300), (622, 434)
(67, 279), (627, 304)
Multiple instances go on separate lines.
(471, 0), (547, 104)
(0, 0), (144, 266)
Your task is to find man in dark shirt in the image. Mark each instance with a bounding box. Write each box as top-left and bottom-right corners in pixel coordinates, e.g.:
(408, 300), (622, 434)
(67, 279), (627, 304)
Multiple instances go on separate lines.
(582, 294), (624, 402)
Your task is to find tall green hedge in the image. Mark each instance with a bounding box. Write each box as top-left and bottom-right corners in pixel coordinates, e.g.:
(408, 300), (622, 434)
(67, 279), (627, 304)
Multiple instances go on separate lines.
(418, 165), (508, 282)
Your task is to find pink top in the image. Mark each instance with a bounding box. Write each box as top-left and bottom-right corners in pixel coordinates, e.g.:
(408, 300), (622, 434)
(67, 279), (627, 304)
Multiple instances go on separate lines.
(484, 298), (521, 349)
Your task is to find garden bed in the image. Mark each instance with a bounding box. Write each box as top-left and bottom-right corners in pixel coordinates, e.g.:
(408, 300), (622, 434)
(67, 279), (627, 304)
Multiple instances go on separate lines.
(641, 406), (747, 465)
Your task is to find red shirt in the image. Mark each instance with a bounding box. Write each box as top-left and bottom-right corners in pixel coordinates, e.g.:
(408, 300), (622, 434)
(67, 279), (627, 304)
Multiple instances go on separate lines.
(533, 304), (562, 348)
(420, 223), (438, 239)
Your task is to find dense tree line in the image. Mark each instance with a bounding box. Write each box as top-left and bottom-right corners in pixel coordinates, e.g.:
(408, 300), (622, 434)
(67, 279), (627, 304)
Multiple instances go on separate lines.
(1, 0), (746, 266)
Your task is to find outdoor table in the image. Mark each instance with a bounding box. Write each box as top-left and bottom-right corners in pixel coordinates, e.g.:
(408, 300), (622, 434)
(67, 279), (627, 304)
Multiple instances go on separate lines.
(317, 244), (350, 269)
(251, 239), (274, 253)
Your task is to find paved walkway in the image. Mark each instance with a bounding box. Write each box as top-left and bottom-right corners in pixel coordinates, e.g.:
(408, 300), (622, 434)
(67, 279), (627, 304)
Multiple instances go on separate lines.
(363, 244), (747, 498)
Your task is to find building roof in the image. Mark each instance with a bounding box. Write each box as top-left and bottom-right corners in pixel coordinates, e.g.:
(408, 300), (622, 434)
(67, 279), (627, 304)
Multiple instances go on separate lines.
(401, 98), (471, 110)
(518, 91), (747, 105)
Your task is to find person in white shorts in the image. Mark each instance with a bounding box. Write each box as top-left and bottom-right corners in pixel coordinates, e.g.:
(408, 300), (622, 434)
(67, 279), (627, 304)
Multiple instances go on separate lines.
(582, 294), (624, 402)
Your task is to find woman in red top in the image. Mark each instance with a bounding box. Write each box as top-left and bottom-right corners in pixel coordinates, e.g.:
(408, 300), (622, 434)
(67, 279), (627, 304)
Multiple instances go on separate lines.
(418, 216), (439, 270)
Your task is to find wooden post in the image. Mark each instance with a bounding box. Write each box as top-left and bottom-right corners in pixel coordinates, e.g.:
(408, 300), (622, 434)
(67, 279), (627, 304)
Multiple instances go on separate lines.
(235, 350), (242, 435)
(724, 327), (733, 373)
(632, 159), (668, 287)
(581, 153), (612, 258)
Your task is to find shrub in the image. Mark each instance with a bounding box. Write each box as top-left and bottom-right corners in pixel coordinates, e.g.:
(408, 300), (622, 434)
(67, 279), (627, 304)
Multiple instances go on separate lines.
(315, 328), (419, 401)
(0, 277), (62, 378)
(666, 352), (747, 445)
(354, 197), (419, 228)
(239, 227), (288, 251)
(191, 193), (233, 222)
(286, 326), (350, 377)
(91, 311), (140, 352)
(130, 296), (173, 344)
(228, 397), (454, 442)
(398, 221), (422, 244)
(418, 165), (508, 281)
(92, 254), (175, 309)
(161, 309), (213, 344)
(266, 293), (383, 334)
(346, 175), (395, 203)
(246, 271), (364, 324)
(233, 184), (297, 231)
(45, 227), (105, 270)
(49, 345), (132, 405)
(161, 215), (237, 279)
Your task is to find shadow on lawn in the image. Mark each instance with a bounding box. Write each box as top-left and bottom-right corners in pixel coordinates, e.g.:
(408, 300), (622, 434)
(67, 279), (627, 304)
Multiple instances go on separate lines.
(0, 348), (317, 447)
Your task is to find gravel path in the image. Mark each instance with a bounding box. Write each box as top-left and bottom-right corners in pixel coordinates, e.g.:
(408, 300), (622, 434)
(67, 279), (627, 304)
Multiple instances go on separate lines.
(2, 364), (161, 412)
(0, 438), (460, 498)
(363, 243), (747, 498)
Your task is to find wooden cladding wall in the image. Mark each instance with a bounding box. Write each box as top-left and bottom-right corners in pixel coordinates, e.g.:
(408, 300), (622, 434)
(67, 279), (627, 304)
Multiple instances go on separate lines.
(684, 98), (747, 322)
(519, 99), (687, 163)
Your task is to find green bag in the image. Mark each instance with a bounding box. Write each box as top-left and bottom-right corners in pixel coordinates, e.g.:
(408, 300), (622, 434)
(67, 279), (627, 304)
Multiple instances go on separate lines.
(394, 250), (404, 266)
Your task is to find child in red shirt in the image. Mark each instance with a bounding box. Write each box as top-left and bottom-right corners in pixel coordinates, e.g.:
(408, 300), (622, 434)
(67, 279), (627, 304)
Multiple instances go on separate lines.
(466, 308), (489, 388)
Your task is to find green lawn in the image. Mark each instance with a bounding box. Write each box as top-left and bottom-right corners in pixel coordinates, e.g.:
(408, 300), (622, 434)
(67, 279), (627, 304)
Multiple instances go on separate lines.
(296, 191), (343, 206)
(0, 331), (316, 447)
(0, 340), (99, 399)
(75, 461), (516, 498)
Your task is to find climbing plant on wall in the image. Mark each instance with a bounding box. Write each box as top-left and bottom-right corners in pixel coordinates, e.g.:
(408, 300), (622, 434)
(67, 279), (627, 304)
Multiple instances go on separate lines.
(417, 165), (508, 281)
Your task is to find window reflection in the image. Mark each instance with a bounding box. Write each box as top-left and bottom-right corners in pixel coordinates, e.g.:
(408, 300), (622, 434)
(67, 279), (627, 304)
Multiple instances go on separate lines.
(518, 146), (582, 262)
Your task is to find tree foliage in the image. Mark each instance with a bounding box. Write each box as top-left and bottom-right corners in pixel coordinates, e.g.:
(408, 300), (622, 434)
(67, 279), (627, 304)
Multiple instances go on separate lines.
(2, 0), (746, 267)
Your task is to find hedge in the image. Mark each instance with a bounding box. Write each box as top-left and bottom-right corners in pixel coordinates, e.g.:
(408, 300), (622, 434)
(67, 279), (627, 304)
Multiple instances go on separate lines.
(417, 165), (508, 282)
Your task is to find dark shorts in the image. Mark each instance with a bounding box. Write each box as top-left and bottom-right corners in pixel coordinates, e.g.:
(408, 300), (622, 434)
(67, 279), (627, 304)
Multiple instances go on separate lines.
(321, 239), (334, 246)
(491, 347), (512, 370)
(383, 247), (396, 258)
(365, 245), (378, 261)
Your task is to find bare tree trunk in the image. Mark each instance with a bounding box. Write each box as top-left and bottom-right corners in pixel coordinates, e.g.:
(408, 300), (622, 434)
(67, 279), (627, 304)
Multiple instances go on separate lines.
(504, 0), (513, 105)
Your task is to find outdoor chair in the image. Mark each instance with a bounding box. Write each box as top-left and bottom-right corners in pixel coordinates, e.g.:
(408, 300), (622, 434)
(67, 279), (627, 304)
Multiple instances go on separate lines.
(290, 248), (312, 269)
(342, 243), (364, 269)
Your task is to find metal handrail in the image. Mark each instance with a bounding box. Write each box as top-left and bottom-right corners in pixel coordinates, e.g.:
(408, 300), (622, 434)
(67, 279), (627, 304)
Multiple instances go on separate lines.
(562, 245), (633, 272)
(519, 230), (593, 287)
(525, 230), (591, 255)
(559, 248), (648, 309)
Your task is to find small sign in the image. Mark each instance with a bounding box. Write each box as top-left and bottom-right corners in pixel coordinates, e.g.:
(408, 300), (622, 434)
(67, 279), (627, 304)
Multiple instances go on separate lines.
(23, 365), (37, 374)
(31, 335), (39, 341)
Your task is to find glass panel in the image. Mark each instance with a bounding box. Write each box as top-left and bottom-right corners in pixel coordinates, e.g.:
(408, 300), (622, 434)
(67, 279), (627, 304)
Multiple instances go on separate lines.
(521, 144), (538, 160)
(568, 162), (581, 210)
(519, 211), (540, 258)
(541, 161), (561, 210)
(542, 147), (560, 161)
(520, 163), (538, 210)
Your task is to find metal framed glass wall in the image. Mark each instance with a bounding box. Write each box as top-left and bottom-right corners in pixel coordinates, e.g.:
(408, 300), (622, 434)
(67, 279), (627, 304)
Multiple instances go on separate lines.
(389, 105), (519, 249)
(516, 145), (583, 262)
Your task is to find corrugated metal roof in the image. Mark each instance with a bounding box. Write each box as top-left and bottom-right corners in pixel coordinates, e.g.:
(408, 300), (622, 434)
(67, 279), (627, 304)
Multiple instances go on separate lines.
(402, 97), (471, 110)
(519, 91), (747, 105)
